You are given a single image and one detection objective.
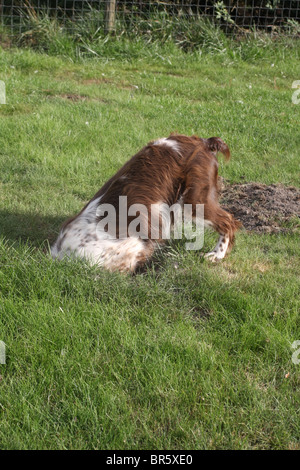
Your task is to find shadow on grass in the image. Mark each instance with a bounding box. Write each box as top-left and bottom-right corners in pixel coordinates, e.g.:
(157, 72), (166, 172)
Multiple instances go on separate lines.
(0, 210), (255, 324)
(0, 209), (67, 246)
(0, 209), (191, 266)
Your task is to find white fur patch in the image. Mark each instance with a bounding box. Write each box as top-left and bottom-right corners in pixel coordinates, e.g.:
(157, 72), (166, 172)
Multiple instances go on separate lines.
(204, 219), (214, 229)
(51, 195), (147, 272)
(204, 234), (230, 261)
(152, 137), (181, 154)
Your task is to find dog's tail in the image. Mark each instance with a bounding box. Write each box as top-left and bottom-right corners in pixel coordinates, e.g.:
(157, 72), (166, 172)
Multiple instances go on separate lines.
(204, 137), (231, 161)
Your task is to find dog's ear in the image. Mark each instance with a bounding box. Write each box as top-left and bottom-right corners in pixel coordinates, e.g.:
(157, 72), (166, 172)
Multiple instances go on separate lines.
(205, 137), (230, 161)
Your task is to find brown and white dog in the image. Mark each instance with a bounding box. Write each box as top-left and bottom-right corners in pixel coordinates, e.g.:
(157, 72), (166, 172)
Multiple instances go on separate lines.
(51, 134), (241, 272)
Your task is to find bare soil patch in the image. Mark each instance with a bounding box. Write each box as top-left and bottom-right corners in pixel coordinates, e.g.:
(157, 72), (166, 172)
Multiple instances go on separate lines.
(59, 93), (87, 102)
(220, 180), (300, 233)
(82, 78), (114, 85)
(44, 92), (109, 103)
(82, 77), (140, 91)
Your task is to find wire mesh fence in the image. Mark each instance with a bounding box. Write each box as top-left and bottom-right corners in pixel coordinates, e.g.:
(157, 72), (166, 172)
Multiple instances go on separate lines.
(0, 1), (300, 37)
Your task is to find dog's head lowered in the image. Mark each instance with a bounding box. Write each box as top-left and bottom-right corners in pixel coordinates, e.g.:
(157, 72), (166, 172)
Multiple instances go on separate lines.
(202, 137), (231, 160)
(167, 134), (230, 161)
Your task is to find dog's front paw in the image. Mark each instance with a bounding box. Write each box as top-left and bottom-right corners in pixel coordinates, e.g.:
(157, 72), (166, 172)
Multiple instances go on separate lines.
(204, 251), (222, 262)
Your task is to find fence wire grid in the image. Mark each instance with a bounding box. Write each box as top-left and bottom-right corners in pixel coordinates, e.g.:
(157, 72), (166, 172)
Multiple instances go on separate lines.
(1, 1), (300, 37)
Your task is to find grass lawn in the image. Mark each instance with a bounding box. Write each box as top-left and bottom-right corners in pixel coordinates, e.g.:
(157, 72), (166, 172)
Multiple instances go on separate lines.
(0, 42), (299, 449)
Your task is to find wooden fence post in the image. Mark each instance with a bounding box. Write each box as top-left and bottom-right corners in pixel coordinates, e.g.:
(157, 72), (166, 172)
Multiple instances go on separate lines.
(105, 0), (116, 33)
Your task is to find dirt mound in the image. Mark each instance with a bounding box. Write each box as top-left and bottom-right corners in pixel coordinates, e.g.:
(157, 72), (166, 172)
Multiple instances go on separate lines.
(220, 180), (300, 233)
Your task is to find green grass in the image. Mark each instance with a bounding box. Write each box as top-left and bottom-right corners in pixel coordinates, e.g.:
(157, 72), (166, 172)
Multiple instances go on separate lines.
(0, 41), (299, 449)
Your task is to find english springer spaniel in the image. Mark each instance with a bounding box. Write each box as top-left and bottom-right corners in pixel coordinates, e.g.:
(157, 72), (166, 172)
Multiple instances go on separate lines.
(51, 134), (241, 272)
